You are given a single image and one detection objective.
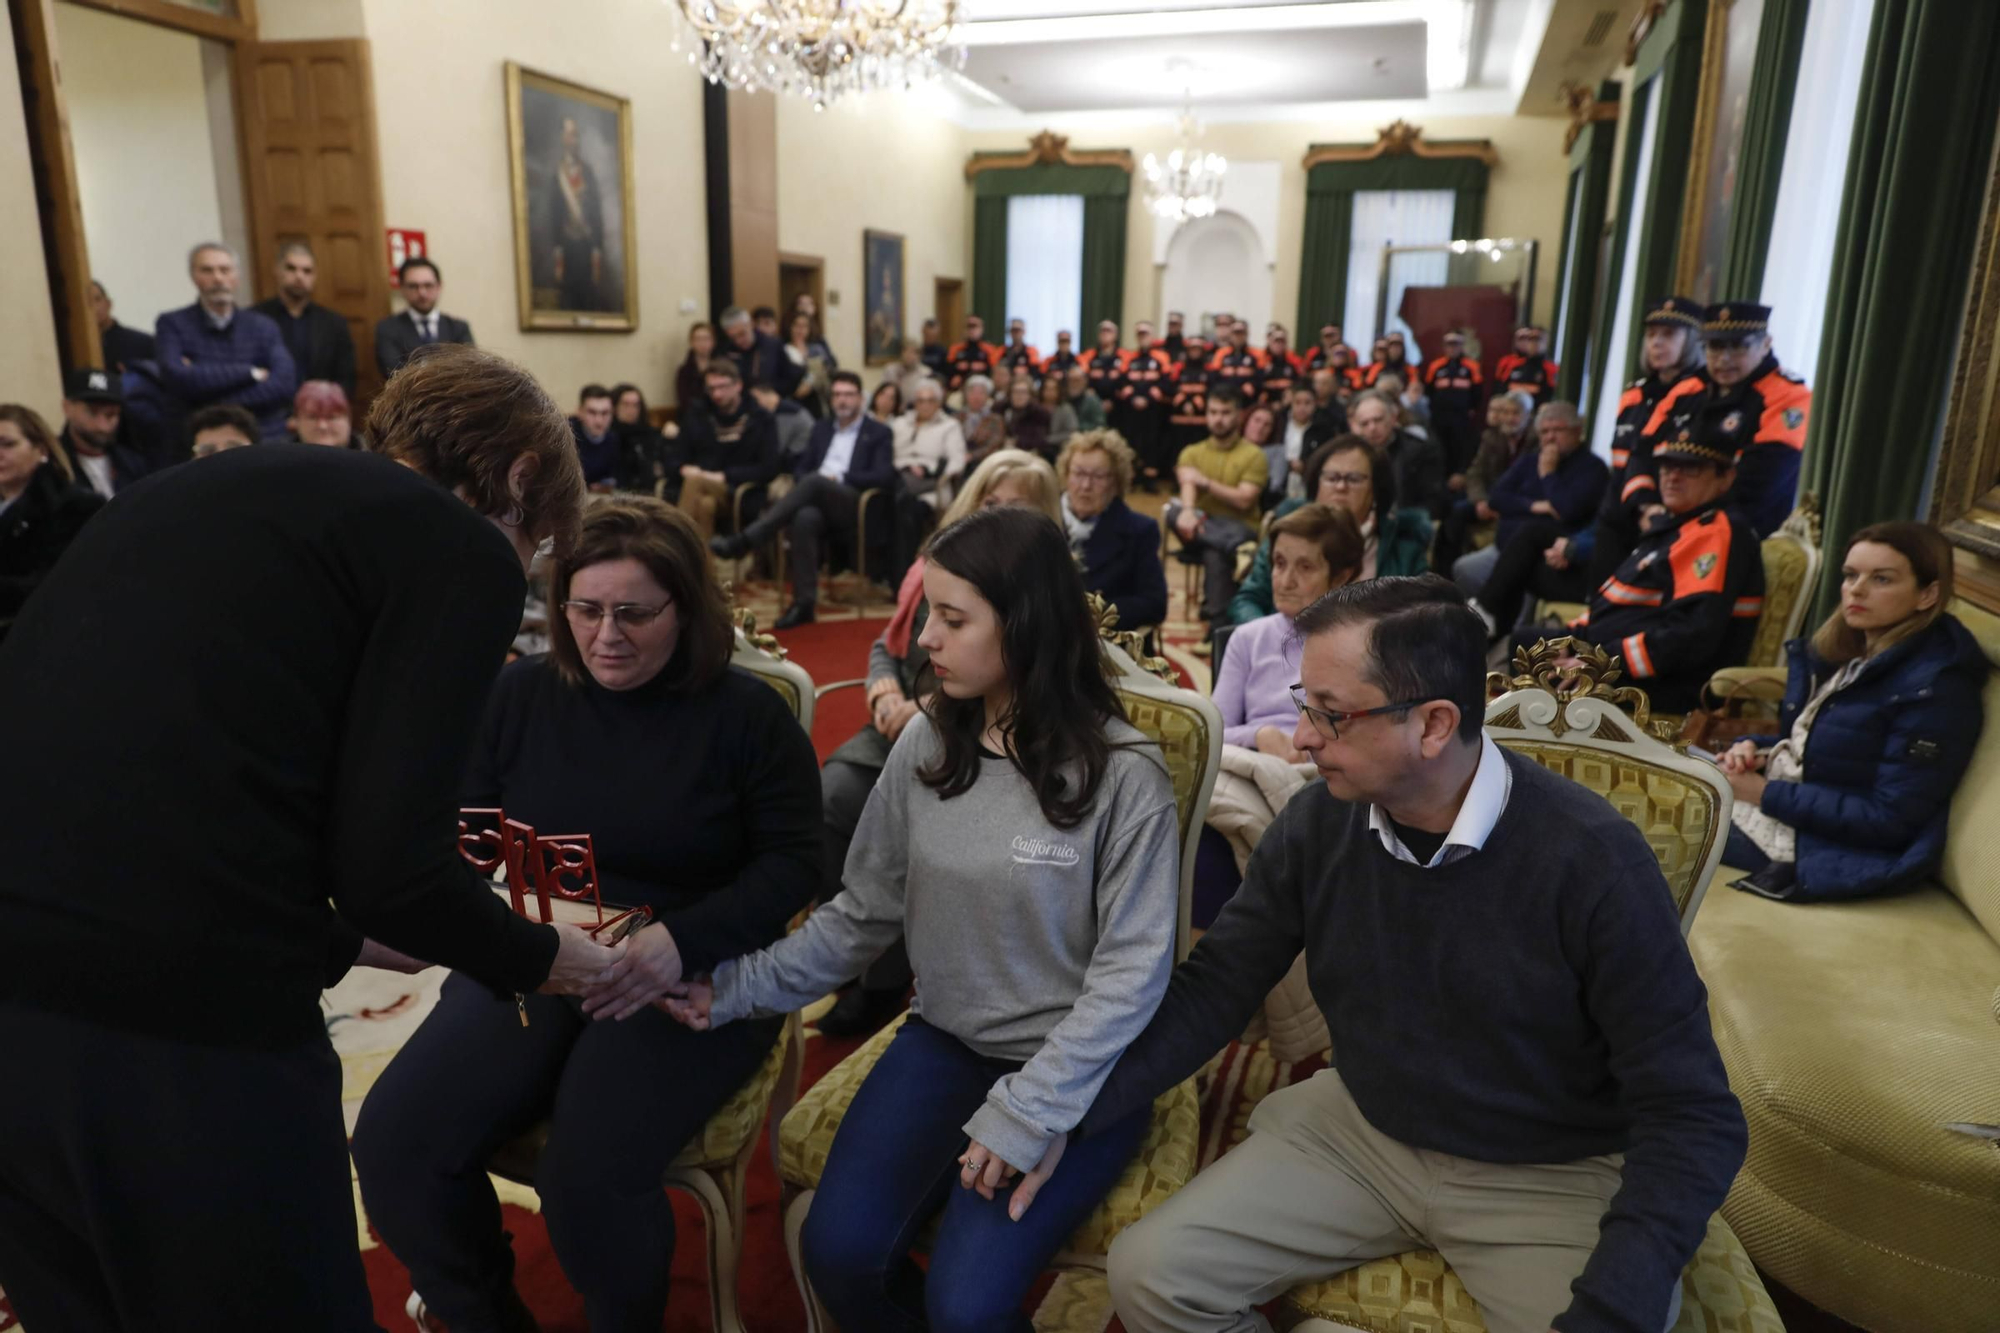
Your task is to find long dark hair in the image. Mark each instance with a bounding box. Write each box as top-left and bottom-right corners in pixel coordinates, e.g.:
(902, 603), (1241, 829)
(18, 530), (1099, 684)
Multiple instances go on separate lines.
(918, 505), (1125, 828)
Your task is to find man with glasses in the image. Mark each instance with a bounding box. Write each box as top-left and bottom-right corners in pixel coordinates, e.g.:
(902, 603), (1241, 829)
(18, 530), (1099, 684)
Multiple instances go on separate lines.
(1043, 575), (1743, 1333)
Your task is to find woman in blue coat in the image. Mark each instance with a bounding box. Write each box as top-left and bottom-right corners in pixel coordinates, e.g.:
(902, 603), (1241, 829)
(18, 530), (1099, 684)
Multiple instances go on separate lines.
(1720, 522), (1986, 901)
(1057, 429), (1168, 631)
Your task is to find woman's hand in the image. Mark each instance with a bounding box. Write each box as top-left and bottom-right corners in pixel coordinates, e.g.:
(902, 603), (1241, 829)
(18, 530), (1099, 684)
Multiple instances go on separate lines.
(657, 975), (713, 1030)
(1254, 726), (1308, 765)
(881, 698), (921, 743)
(1528, 499), (1558, 517)
(959, 1132), (1068, 1221)
(539, 922), (620, 996)
(581, 923), (684, 1021)
(1719, 739), (1764, 775)
(1727, 768), (1769, 808)
(871, 687), (908, 735)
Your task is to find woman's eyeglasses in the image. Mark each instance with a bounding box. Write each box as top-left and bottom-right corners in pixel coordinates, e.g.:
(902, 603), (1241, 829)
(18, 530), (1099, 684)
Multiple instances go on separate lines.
(561, 600), (670, 631)
(1318, 470), (1370, 489)
(1288, 685), (1441, 740)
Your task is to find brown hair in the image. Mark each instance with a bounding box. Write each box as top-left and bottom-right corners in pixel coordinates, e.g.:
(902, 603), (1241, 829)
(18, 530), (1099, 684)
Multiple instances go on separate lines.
(1054, 428), (1134, 497)
(1811, 521), (1955, 664)
(365, 344), (586, 557)
(1304, 433), (1397, 527)
(0, 404), (71, 483)
(1268, 502), (1365, 583)
(546, 496), (734, 690)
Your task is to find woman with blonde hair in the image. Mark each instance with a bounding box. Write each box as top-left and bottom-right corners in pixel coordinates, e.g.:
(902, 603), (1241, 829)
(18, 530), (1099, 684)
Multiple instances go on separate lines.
(1719, 521), (1986, 902)
(0, 404), (103, 642)
(1056, 428), (1167, 630)
(814, 448), (1061, 1035)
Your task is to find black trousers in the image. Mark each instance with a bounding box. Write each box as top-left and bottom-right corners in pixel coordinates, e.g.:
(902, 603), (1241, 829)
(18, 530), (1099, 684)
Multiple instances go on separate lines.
(822, 757), (914, 993)
(1586, 510), (1640, 589)
(1479, 517), (1591, 635)
(1116, 400), (1172, 478)
(1165, 504), (1254, 621)
(1430, 498), (1487, 575)
(749, 473), (860, 607)
(0, 1002), (381, 1333)
(351, 973), (779, 1333)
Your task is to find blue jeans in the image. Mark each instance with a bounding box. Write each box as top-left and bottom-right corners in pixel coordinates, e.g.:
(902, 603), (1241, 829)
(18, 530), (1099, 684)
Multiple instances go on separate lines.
(801, 1015), (1150, 1333)
(1723, 824), (1772, 872)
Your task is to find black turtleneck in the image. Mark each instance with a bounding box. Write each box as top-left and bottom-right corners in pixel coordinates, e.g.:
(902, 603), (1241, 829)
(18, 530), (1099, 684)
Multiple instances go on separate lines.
(462, 655), (822, 975)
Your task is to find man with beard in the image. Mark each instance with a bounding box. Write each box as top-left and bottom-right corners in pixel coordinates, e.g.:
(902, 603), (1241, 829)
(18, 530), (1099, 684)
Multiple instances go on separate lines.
(60, 368), (156, 499)
(252, 241), (357, 396)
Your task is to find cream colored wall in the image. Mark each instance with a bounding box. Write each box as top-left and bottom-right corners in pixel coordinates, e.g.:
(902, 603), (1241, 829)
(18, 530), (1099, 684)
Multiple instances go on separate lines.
(357, 0), (708, 406)
(962, 112), (1574, 339)
(255, 0), (365, 42)
(775, 90), (968, 374)
(0, 14), (63, 416)
(55, 2), (229, 338)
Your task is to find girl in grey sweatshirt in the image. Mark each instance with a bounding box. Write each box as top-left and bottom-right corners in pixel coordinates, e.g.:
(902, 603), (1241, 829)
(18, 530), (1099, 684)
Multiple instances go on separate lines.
(690, 505), (1181, 1329)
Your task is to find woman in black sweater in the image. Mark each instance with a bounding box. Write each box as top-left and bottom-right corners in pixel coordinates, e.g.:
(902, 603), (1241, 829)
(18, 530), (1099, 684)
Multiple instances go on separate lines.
(0, 404), (104, 643)
(354, 496), (821, 1332)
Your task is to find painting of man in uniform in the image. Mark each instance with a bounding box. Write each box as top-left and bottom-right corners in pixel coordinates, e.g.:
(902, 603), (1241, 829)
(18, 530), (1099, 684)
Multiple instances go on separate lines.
(507, 64), (637, 330)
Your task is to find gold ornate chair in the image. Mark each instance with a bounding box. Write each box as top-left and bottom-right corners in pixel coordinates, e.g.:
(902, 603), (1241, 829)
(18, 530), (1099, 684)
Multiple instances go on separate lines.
(407, 618), (813, 1333)
(1272, 642), (1778, 1332)
(773, 600), (1221, 1331)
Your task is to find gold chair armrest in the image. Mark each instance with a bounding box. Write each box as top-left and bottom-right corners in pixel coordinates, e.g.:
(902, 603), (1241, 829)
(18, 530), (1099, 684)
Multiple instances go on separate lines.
(814, 677), (869, 701)
(1706, 666), (1788, 704)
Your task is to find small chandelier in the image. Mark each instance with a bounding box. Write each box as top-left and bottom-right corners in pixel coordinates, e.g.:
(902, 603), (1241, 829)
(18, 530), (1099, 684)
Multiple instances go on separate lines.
(669, 0), (966, 110)
(1144, 98), (1227, 223)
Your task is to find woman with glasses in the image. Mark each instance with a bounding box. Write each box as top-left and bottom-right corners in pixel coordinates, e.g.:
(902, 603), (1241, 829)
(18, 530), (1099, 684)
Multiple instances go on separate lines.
(1228, 435), (1432, 624)
(1059, 429), (1168, 632)
(354, 496), (821, 1333)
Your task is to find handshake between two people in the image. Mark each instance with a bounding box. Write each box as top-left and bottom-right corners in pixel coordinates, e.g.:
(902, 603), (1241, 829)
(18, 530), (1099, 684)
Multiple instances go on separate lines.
(361, 921), (708, 1025)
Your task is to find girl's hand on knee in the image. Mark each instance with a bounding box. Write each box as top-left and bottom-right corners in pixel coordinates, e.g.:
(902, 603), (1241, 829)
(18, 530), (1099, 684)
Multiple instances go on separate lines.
(958, 1140), (1016, 1202)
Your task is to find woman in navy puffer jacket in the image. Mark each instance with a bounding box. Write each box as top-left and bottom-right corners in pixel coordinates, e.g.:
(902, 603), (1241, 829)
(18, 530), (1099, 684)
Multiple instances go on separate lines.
(1720, 521), (1987, 902)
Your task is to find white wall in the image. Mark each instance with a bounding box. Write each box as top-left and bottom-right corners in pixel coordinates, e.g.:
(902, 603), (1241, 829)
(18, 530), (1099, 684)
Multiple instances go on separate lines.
(1161, 211), (1270, 338)
(0, 12), (64, 416)
(54, 2), (231, 335)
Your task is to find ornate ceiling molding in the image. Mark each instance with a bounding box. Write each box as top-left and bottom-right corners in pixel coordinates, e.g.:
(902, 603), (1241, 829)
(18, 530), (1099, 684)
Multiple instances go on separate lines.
(964, 130), (1135, 179)
(1300, 119), (1499, 170)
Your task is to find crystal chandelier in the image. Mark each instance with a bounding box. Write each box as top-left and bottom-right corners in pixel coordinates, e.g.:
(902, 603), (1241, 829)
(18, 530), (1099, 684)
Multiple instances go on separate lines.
(1143, 100), (1227, 223)
(669, 0), (966, 110)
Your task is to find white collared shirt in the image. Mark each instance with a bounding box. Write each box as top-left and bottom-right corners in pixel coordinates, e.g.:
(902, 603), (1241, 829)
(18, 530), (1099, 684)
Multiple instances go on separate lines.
(819, 415), (863, 481)
(410, 309), (439, 341)
(77, 453), (115, 499)
(1367, 733), (1513, 868)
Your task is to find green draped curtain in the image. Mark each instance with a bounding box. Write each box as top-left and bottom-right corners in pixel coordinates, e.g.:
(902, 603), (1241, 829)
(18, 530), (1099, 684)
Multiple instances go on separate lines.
(1554, 83), (1619, 402)
(1803, 0), (2000, 616)
(1295, 153), (1490, 336)
(1586, 0), (1710, 405)
(969, 160), (1131, 337)
(1719, 0), (1811, 295)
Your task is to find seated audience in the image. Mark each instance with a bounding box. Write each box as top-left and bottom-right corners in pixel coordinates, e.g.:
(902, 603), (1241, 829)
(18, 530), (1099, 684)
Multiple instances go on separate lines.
(1349, 388), (1444, 517)
(373, 257), (474, 380)
(60, 368), (153, 498)
(664, 506), (1178, 1333)
(89, 279), (154, 374)
(814, 449), (1061, 1036)
(946, 315), (1002, 393)
(1041, 372), (1079, 454)
(1720, 522), (1985, 901)
(712, 370), (898, 628)
(675, 320), (718, 413)
(749, 377), (814, 465)
(1067, 363), (1107, 432)
(870, 381), (904, 423)
(892, 379), (967, 510)
(880, 337), (937, 406)
(958, 374), (1003, 472)
(611, 382), (669, 487)
(1058, 430), (1167, 632)
(0, 405), (105, 641)
(787, 311), (836, 418)
(753, 305), (781, 341)
(189, 404), (261, 458)
(670, 360), (779, 541)
(251, 241), (357, 396)
(158, 242), (296, 439)
(1086, 577), (1744, 1333)
(1241, 401), (1279, 486)
(989, 361), (1015, 409)
(353, 497), (820, 1333)
(1269, 384), (1338, 506)
(1165, 387), (1269, 623)
(1589, 296), (1708, 586)
(1450, 401), (1606, 597)
(570, 383), (624, 492)
(1217, 504), (1364, 758)
(1511, 436), (1764, 713)
(918, 318), (951, 382)
(288, 380), (357, 449)
(1432, 389), (1532, 571)
(1231, 437), (1432, 624)
(720, 305), (803, 400)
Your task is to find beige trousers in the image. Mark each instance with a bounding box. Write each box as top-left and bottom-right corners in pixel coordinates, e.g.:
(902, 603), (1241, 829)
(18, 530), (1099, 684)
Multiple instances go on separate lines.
(1107, 1069), (1682, 1333)
(676, 474), (731, 542)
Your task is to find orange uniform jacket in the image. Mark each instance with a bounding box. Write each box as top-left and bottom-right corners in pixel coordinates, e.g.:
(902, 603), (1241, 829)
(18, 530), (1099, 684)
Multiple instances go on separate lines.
(1080, 347), (1130, 405)
(998, 342), (1042, 375)
(946, 340), (1003, 390)
(1634, 357), (1810, 537)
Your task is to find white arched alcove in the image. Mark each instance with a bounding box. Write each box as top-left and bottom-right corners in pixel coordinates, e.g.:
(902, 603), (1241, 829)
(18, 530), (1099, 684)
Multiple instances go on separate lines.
(1160, 209), (1270, 340)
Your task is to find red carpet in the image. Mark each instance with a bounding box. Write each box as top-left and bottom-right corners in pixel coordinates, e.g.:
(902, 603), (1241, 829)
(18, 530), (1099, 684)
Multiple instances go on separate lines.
(763, 612), (890, 764)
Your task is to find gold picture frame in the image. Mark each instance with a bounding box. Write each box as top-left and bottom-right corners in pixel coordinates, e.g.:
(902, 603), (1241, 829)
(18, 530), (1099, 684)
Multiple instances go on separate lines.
(1675, 0), (1765, 300)
(505, 62), (639, 333)
(1929, 140), (2000, 608)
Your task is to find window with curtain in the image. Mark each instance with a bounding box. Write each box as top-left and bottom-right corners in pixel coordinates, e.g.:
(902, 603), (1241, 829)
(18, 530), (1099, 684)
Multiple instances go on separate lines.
(1004, 194), (1084, 348)
(1343, 189), (1455, 354)
(1590, 79), (1663, 460)
(1760, 0), (1874, 382)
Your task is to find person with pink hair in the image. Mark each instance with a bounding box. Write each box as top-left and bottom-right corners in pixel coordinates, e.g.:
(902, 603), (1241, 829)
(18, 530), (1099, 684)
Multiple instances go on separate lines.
(288, 379), (356, 448)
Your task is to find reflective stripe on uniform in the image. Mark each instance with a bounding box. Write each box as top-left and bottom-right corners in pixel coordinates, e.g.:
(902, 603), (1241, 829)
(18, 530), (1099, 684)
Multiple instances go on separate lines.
(1622, 633), (1655, 678)
(1734, 596), (1764, 619)
(1599, 577), (1664, 608)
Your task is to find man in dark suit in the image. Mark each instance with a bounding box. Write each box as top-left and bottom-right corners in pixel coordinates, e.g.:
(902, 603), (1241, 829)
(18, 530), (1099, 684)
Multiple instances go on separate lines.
(89, 281), (155, 373)
(252, 241), (357, 396)
(155, 242), (296, 440)
(59, 368), (157, 499)
(710, 370), (897, 628)
(373, 257), (474, 379)
(718, 305), (803, 399)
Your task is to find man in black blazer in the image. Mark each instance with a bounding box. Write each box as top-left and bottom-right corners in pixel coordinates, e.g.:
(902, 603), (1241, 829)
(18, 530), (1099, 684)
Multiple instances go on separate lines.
(373, 257), (474, 379)
(89, 281), (155, 374)
(252, 241), (357, 396)
(711, 370), (897, 628)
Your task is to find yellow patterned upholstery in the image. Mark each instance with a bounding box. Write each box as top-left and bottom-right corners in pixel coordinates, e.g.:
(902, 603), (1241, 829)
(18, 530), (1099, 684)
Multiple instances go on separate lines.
(1686, 608), (2000, 1330)
(1749, 532), (1808, 669)
(671, 1015), (794, 1168)
(1495, 742), (1720, 922)
(1277, 1212), (1783, 1333)
(1118, 691), (1212, 860)
(778, 1012), (911, 1189)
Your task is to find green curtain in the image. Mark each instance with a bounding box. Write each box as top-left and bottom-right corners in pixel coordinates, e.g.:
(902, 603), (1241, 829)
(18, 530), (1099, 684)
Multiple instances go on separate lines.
(1803, 0), (2000, 616)
(1294, 152), (1490, 335)
(1555, 81), (1619, 401)
(968, 159), (1131, 334)
(1719, 0), (1811, 296)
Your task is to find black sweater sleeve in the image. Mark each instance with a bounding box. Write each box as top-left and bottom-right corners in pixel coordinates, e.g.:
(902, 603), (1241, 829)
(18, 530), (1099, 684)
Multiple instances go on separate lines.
(655, 681), (823, 975)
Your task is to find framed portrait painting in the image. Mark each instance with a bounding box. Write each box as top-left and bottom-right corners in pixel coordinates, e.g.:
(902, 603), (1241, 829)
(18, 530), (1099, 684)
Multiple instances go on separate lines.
(864, 229), (906, 365)
(505, 63), (638, 332)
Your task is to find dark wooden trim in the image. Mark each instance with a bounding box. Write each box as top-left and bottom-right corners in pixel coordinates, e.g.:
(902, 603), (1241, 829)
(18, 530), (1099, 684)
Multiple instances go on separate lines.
(964, 130), (1134, 180)
(60, 0), (253, 45)
(702, 80), (732, 321)
(11, 0), (101, 373)
(1301, 119), (1499, 169)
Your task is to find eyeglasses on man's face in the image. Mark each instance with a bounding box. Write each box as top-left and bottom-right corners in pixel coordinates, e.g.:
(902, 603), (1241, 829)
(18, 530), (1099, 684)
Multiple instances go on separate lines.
(1319, 470), (1370, 490)
(1288, 685), (1442, 741)
(561, 600), (670, 632)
